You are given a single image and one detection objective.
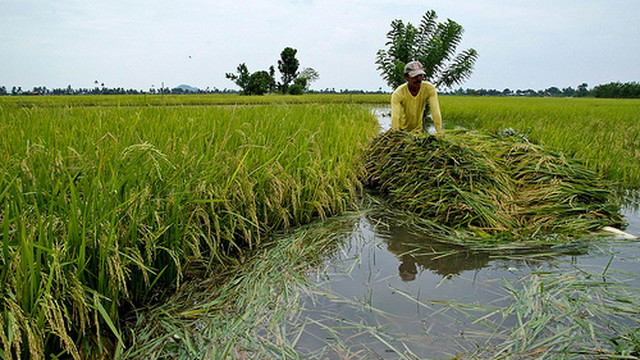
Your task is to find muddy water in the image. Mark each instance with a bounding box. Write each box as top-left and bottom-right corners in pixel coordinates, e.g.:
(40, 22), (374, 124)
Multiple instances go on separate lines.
(289, 108), (640, 359)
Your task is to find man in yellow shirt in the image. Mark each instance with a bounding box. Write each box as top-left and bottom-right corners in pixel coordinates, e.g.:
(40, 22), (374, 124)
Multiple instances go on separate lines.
(391, 61), (444, 135)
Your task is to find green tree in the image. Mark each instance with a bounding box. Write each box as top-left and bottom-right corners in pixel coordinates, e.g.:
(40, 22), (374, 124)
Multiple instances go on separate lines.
(288, 67), (320, 95)
(225, 63), (251, 94)
(289, 78), (306, 95)
(298, 67), (319, 91)
(278, 47), (300, 93)
(577, 83), (589, 97)
(593, 81), (640, 98)
(545, 86), (561, 97)
(268, 65), (276, 87)
(375, 10), (478, 90)
(562, 87), (576, 97)
(225, 63), (276, 95)
(246, 70), (276, 95)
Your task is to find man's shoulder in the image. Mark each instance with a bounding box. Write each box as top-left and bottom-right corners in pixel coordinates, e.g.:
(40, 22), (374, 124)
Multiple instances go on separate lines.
(421, 82), (436, 90)
(392, 83), (409, 99)
(419, 82), (437, 96)
(393, 83), (409, 93)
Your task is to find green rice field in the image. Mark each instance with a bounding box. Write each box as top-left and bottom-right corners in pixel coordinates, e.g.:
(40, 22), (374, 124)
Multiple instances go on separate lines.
(0, 98), (379, 358)
(0, 93), (389, 108)
(1, 94), (639, 359)
(440, 96), (640, 188)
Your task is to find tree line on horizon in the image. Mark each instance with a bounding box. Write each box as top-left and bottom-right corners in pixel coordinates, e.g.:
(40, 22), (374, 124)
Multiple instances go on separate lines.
(2, 81), (639, 98)
(442, 81), (640, 98)
(0, 84), (241, 96)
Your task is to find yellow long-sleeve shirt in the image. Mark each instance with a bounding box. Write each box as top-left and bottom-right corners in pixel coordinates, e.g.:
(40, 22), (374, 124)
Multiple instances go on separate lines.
(391, 82), (443, 134)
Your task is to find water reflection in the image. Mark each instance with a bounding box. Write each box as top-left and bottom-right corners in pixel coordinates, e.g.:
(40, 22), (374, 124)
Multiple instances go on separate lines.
(373, 214), (490, 279)
(295, 206), (640, 358)
(366, 211), (596, 283)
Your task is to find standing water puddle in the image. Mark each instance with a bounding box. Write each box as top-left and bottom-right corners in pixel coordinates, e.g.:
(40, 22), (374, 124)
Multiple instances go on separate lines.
(286, 108), (640, 359)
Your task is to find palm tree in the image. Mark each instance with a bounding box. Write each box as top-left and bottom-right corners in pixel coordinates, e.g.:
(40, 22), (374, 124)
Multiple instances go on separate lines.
(375, 10), (479, 90)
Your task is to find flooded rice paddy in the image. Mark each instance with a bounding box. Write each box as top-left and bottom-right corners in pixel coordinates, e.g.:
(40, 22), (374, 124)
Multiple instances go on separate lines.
(290, 207), (639, 358)
(283, 108), (640, 359)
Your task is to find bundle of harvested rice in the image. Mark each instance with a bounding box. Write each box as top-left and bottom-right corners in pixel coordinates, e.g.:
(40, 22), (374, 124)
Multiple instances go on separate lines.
(363, 129), (626, 240)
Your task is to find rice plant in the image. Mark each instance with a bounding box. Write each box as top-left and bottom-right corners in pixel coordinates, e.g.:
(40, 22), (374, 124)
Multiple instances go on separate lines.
(440, 96), (640, 188)
(363, 129), (626, 241)
(121, 212), (363, 359)
(0, 103), (379, 358)
(0, 93), (390, 108)
(453, 265), (640, 359)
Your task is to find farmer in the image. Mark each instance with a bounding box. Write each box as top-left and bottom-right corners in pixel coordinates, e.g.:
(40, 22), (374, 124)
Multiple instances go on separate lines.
(391, 60), (444, 135)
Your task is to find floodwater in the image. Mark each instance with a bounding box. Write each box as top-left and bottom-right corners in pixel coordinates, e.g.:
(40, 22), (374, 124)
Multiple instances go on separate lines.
(288, 108), (640, 359)
(292, 208), (640, 359)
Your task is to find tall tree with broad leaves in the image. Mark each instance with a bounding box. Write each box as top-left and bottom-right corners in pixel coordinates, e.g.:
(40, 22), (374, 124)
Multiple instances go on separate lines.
(376, 10), (478, 90)
(277, 47), (300, 94)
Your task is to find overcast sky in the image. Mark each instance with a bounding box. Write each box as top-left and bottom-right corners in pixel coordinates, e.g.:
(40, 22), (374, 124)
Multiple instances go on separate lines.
(2, 0), (638, 92)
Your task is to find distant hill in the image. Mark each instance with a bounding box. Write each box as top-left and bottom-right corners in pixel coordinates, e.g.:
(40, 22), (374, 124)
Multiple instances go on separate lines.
(175, 84), (199, 93)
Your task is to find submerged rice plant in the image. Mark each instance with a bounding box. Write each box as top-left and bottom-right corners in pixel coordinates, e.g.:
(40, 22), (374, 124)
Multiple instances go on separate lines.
(460, 266), (640, 359)
(122, 212), (362, 359)
(0, 103), (379, 358)
(363, 129), (626, 240)
(132, 206), (640, 360)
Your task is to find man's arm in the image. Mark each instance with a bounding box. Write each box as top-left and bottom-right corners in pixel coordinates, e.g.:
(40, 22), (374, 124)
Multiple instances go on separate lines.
(391, 91), (405, 130)
(428, 89), (443, 135)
